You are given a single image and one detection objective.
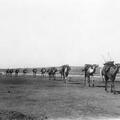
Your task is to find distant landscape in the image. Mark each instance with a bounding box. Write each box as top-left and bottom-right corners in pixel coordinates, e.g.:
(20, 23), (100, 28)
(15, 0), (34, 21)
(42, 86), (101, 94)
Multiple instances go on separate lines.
(0, 66), (119, 76)
(0, 66), (101, 75)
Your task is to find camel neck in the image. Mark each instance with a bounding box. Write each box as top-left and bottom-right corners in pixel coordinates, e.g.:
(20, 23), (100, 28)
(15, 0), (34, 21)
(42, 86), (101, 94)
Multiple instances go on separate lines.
(93, 66), (96, 73)
(89, 66), (96, 74)
(113, 66), (119, 75)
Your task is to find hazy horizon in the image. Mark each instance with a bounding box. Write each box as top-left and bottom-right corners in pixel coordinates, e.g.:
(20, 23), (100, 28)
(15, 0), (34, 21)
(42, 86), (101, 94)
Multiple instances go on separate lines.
(0, 0), (120, 68)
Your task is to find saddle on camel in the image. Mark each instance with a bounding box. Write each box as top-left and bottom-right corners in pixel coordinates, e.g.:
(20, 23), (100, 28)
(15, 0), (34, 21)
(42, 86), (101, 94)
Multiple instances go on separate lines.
(103, 61), (114, 72)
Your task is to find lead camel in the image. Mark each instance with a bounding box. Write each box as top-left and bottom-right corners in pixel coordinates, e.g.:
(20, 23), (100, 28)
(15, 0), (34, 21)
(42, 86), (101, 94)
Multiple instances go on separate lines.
(102, 61), (120, 93)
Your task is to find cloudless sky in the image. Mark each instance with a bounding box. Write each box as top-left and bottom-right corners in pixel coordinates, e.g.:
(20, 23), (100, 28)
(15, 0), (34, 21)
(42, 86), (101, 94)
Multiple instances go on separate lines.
(0, 0), (120, 68)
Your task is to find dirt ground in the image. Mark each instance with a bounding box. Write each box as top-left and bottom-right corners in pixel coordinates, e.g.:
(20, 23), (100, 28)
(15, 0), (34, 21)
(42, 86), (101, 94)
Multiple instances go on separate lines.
(0, 75), (120, 120)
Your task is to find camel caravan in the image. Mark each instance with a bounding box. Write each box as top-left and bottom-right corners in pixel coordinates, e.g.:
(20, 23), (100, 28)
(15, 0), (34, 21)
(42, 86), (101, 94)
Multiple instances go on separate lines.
(4, 65), (71, 82)
(2, 61), (120, 94)
(81, 61), (120, 94)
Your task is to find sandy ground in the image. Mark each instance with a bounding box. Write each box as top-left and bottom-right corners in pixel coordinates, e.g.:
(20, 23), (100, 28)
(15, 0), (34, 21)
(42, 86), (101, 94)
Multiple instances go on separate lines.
(0, 75), (120, 120)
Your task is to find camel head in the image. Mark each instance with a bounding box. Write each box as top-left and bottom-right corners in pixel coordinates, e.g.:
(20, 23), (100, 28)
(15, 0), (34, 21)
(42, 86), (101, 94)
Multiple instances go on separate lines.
(115, 63), (120, 71)
(108, 63), (120, 75)
(115, 63), (120, 67)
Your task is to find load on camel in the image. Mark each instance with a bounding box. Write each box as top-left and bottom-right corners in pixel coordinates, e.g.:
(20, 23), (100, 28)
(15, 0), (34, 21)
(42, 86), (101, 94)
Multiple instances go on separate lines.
(101, 61), (114, 82)
(60, 65), (71, 83)
(103, 61), (114, 72)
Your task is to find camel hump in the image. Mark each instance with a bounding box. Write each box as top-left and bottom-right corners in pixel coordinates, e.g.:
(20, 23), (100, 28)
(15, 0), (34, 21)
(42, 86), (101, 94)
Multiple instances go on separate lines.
(104, 61), (114, 66)
(84, 64), (93, 68)
(84, 64), (92, 69)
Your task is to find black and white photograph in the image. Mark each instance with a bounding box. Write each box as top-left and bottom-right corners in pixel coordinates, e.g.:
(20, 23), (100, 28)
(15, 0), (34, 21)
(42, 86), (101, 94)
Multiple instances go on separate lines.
(0, 0), (120, 120)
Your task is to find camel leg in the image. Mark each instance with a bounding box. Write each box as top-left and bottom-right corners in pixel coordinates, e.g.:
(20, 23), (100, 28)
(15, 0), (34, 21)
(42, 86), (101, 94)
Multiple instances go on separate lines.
(84, 72), (87, 86)
(84, 76), (86, 86)
(64, 76), (67, 83)
(55, 75), (56, 80)
(60, 75), (62, 80)
(63, 73), (65, 83)
(51, 75), (53, 80)
(54, 75), (56, 80)
(65, 78), (67, 84)
(52, 75), (53, 80)
(91, 76), (95, 87)
(65, 77), (68, 88)
(61, 75), (63, 80)
(103, 76), (105, 82)
(49, 75), (51, 80)
(105, 79), (108, 92)
(63, 77), (65, 83)
(51, 75), (52, 80)
(61, 74), (62, 79)
(34, 73), (36, 77)
(111, 80), (115, 93)
(113, 81), (115, 94)
(88, 76), (90, 87)
(86, 77), (88, 87)
(101, 75), (104, 82)
(110, 85), (113, 93)
(33, 73), (35, 77)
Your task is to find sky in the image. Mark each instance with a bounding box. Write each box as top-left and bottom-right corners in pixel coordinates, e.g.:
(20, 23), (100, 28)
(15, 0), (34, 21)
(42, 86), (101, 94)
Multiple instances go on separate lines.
(0, 0), (120, 68)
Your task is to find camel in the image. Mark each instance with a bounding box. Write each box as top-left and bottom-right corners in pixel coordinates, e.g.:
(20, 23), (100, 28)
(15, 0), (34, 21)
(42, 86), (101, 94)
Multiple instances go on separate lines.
(9, 69), (14, 77)
(32, 68), (37, 77)
(83, 64), (98, 87)
(15, 69), (19, 77)
(6, 69), (10, 76)
(6, 69), (14, 77)
(47, 67), (57, 80)
(23, 69), (27, 76)
(60, 65), (71, 83)
(101, 61), (114, 82)
(41, 68), (46, 78)
(102, 62), (120, 93)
